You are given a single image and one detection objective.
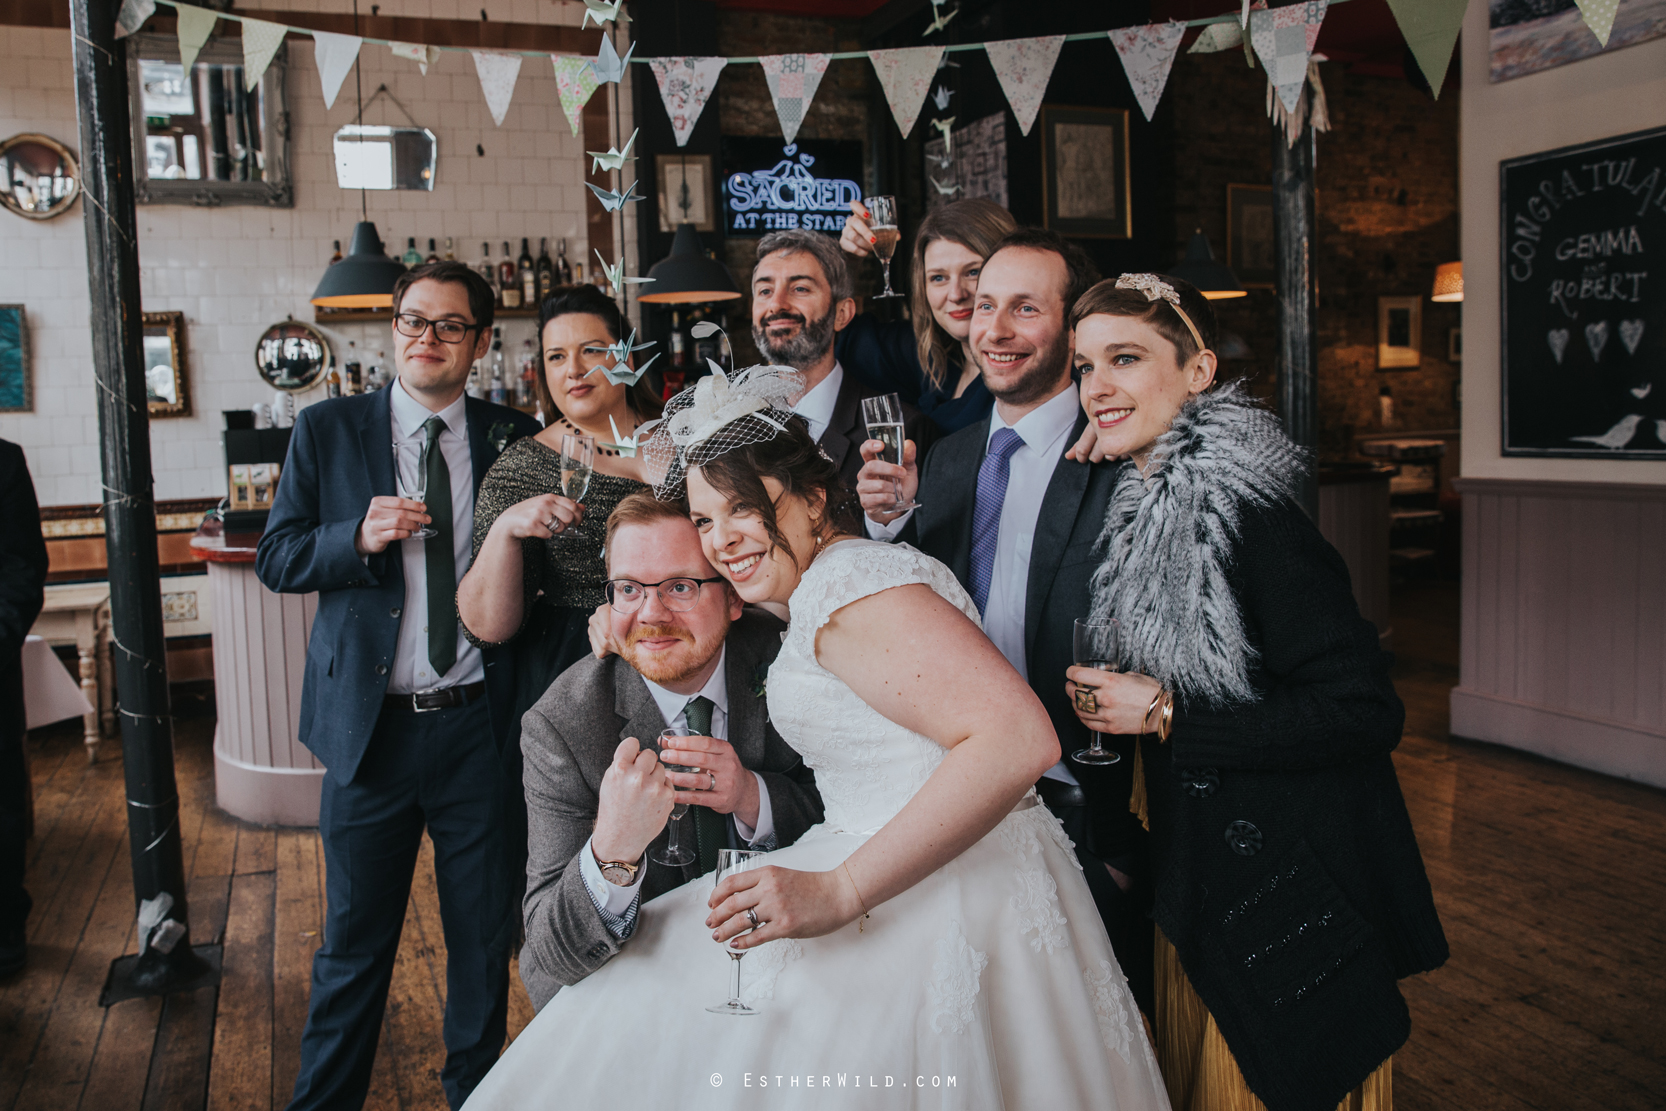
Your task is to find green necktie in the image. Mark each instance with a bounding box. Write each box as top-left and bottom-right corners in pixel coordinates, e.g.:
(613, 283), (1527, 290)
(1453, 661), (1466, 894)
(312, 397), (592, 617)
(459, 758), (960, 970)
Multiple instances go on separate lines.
(422, 416), (458, 678)
(684, 695), (728, 876)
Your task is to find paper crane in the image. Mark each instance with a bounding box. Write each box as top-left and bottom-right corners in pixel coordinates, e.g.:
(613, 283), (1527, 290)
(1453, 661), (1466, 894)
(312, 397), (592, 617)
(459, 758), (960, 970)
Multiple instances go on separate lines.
(594, 250), (655, 297)
(585, 328), (658, 386)
(585, 179), (644, 212)
(931, 84), (953, 111)
(930, 117), (956, 156)
(922, 5), (957, 36)
(581, 0), (629, 28)
(588, 128), (638, 175)
(930, 176), (961, 196)
(588, 34), (636, 84)
(604, 414), (658, 458)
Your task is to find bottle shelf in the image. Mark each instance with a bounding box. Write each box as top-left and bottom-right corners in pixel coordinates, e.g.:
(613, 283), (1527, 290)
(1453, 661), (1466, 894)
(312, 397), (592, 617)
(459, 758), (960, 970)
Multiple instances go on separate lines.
(314, 306), (542, 324)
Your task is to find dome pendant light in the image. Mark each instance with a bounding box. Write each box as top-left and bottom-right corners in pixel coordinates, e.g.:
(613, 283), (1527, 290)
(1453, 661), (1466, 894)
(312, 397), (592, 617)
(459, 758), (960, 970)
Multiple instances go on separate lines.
(637, 223), (742, 305)
(1169, 229), (1247, 300)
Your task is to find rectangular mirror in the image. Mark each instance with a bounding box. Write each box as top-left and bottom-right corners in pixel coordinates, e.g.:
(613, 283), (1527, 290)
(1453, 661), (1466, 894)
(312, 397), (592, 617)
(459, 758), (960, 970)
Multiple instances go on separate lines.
(127, 33), (292, 207)
(143, 311), (190, 418)
(333, 125), (437, 191)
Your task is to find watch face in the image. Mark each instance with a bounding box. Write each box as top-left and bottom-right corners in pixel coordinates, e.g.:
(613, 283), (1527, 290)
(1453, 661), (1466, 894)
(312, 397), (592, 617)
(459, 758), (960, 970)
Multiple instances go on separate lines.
(601, 864), (634, 886)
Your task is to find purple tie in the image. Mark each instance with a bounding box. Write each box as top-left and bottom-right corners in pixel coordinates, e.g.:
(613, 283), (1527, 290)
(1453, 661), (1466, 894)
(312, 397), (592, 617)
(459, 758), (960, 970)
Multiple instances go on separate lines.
(969, 427), (1024, 615)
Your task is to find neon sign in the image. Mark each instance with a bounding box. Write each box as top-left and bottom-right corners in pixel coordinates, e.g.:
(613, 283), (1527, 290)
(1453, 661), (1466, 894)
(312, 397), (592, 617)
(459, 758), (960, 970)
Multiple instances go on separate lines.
(722, 139), (863, 236)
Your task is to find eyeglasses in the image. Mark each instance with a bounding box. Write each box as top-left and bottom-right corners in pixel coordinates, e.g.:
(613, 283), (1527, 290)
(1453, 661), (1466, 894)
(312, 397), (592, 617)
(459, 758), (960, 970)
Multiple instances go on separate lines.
(605, 576), (727, 614)
(393, 313), (481, 344)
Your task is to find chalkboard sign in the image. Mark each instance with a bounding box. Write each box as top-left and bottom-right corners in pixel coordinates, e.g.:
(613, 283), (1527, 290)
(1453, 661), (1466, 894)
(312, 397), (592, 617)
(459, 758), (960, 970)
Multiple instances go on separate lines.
(1501, 125), (1666, 457)
(721, 138), (863, 238)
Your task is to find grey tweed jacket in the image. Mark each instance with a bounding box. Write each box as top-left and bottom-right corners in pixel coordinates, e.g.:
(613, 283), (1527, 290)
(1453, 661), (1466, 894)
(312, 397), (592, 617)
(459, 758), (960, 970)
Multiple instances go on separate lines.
(517, 609), (823, 1010)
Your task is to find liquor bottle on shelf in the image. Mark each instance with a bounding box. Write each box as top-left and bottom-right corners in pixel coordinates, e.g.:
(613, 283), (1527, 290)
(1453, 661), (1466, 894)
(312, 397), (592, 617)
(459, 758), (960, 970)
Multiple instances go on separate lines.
(518, 238), (536, 307)
(489, 327), (507, 405)
(444, 236), (456, 262)
(516, 338), (535, 407)
(557, 238), (573, 285)
(536, 238), (555, 304)
(329, 240), (342, 266)
(499, 242), (521, 308)
(572, 259), (584, 286)
(425, 238), (439, 264)
(467, 360), (485, 399)
(366, 349), (387, 390)
(403, 237), (422, 267)
(326, 363), (342, 398)
(476, 241), (496, 297)
(343, 341), (362, 395)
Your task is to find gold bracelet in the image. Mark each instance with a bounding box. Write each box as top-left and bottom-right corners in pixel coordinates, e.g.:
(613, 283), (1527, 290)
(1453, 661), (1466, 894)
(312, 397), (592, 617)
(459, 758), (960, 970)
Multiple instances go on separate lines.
(1143, 688), (1164, 734)
(1158, 691), (1175, 742)
(841, 861), (872, 933)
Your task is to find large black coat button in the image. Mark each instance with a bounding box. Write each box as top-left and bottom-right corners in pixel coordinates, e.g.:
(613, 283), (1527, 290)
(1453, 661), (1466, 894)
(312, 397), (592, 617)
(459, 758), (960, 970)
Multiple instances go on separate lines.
(390, 606), (402, 618)
(1225, 820), (1262, 856)
(1182, 768), (1220, 798)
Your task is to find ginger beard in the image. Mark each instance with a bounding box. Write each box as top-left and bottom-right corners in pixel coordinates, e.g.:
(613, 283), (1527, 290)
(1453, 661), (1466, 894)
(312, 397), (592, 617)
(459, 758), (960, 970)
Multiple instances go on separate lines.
(619, 619), (729, 686)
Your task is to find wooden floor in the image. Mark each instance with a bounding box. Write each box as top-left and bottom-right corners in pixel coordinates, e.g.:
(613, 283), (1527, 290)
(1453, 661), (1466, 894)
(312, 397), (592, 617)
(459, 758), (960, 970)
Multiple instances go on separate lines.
(3, 581), (1664, 1109)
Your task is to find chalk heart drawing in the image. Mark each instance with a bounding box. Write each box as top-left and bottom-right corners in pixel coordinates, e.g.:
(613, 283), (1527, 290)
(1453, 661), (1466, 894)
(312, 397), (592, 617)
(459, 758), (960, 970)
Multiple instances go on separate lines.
(1619, 319), (1644, 356)
(1585, 321), (1609, 362)
(1547, 329), (1569, 364)
(1632, 383), (1653, 399)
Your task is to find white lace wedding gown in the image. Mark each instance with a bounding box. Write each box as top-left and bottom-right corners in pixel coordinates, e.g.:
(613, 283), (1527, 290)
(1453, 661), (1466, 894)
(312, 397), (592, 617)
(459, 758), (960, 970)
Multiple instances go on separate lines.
(465, 541), (1169, 1110)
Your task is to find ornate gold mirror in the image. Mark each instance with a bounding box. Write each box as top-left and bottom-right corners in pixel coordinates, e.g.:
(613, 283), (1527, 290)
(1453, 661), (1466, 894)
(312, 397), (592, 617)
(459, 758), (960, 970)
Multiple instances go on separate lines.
(143, 311), (190, 417)
(0, 133), (81, 221)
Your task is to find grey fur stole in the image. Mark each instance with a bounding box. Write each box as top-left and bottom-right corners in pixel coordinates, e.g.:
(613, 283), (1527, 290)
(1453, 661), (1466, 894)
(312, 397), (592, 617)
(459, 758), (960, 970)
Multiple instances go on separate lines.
(1087, 381), (1308, 707)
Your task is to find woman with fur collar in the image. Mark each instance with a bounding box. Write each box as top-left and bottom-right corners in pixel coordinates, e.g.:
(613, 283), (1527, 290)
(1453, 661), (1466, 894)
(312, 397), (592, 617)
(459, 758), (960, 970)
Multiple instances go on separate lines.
(1062, 274), (1447, 1111)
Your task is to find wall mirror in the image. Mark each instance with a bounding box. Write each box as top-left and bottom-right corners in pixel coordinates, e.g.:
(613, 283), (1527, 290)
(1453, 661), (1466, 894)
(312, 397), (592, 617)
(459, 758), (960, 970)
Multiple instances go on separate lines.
(127, 33), (292, 207)
(143, 311), (190, 417)
(333, 125), (437, 191)
(256, 320), (331, 393)
(0, 134), (81, 220)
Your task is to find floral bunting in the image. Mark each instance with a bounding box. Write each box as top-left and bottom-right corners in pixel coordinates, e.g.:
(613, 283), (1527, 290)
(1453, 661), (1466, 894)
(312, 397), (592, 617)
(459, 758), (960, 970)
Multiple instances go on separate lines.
(552, 54), (601, 136)
(1109, 22), (1187, 122)
(472, 50), (523, 126)
(1383, 0), (1467, 96)
(983, 36), (1064, 137)
(759, 53), (830, 145)
(1249, 0), (1327, 112)
(173, 3), (217, 72)
(868, 46), (944, 137)
(241, 18), (287, 92)
(648, 57), (728, 147)
(1189, 22), (1244, 54)
(312, 31), (362, 111)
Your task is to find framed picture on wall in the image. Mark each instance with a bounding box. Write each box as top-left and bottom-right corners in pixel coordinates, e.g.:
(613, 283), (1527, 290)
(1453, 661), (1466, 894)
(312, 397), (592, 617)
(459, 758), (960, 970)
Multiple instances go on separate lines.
(657, 154), (715, 233)
(1040, 106), (1130, 239)
(0, 304), (30, 412)
(1227, 184), (1275, 289)
(1377, 295), (1423, 369)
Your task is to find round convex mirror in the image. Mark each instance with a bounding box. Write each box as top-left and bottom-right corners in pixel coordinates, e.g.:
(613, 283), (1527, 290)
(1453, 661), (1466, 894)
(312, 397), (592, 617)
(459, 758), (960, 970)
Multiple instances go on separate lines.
(0, 133), (81, 221)
(255, 320), (333, 393)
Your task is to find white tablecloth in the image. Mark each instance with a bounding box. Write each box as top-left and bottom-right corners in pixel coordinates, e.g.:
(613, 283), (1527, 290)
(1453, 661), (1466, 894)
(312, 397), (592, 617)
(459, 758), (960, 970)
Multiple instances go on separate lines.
(21, 634), (93, 731)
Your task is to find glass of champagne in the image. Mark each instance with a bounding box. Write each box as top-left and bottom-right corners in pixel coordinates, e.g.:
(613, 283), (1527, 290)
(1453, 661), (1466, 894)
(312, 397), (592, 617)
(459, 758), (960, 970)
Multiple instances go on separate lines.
(1071, 618), (1123, 766)
(392, 441), (437, 539)
(649, 727), (697, 867)
(863, 195), (903, 299)
(706, 848), (765, 1016)
(560, 432), (594, 504)
(860, 393), (920, 513)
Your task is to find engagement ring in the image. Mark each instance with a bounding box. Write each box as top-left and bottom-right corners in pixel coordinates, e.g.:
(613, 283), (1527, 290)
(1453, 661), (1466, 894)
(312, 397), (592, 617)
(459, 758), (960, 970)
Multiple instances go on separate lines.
(745, 908), (761, 929)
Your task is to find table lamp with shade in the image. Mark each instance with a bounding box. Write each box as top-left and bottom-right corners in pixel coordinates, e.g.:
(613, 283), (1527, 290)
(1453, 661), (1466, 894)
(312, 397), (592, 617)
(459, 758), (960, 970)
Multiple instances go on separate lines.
(637, 223), (742, 305)
(1169, 230), (1246, 300)
(311, 220), (408, 309)
(1431, 261), (1463, 302)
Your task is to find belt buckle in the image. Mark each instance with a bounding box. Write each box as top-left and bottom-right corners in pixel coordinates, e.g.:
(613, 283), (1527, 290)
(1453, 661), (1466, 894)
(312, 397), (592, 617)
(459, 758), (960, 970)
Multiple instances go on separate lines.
(411, 691), (442, 713)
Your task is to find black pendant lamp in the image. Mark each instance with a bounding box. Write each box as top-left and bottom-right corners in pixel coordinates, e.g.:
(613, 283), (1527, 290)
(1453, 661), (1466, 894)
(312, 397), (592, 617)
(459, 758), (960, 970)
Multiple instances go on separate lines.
(1169, 229), (1247, 300)
(311, 220), (407, 308)
(637, 223), (742, 305)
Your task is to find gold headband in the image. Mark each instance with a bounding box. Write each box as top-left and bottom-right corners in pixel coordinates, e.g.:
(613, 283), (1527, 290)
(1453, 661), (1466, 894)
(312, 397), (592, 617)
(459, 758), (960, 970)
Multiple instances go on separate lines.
(1114, 273), (1205, 355)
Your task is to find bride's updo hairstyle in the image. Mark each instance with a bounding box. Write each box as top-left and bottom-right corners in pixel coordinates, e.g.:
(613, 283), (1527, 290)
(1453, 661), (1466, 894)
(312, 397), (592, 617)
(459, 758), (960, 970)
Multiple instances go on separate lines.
(685, 412), (851, 568)
(1069, 273), (1218, 367)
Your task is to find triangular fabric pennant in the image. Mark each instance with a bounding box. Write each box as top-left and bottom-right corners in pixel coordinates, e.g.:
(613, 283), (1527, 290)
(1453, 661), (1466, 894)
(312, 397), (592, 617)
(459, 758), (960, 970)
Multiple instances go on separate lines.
(391, 41), (440, 75)
(759, 53), (830, 145)
(868, 46), (945, 137)
(1383, 0), (1468, 96)
(241, 18), (286, 92)
(983, 35), (1064, 137)
(1573, 0), (1620, 45)
(1189, 21), (1244, 53)
(1250, 0), (1327, 112)
(552, 54), (601, 136)
(114, 0), (154, 38)
(471, 50), (522, 126)
(312, 31), (361, 111)
(1109, 22), (1186, 122)
(648, 56), (727, 147)
(173, 3), (217, 72)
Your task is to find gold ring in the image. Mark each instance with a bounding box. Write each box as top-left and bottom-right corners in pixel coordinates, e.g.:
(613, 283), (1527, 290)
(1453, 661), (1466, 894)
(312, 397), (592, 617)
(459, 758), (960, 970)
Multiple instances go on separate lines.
(1074, 686), (1099, 714)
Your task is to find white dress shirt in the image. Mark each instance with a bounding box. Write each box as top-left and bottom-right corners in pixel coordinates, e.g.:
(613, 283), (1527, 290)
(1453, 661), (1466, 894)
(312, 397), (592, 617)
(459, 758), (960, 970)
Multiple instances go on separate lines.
(791, 361), (845, 443)
(385, 378), (484, 694)
(579, 647), (776, 920)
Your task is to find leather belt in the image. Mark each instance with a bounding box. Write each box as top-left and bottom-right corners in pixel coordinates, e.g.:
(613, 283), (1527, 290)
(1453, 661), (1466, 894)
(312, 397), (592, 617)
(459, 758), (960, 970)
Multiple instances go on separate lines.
(1036, 777), (1087, 811)
(386, 681), (487, 714)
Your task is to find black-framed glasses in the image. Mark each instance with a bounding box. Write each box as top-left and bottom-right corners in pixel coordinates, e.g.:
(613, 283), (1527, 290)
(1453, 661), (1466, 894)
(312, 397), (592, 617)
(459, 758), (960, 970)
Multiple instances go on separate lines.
(393, 313), (481, 344)
(605, 576), (726, 614)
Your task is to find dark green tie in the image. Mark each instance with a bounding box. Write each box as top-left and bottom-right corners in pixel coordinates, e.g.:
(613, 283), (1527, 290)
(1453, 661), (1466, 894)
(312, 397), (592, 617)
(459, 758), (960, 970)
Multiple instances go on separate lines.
(684, 695), (728, 876)
(422, 416), (457, 678)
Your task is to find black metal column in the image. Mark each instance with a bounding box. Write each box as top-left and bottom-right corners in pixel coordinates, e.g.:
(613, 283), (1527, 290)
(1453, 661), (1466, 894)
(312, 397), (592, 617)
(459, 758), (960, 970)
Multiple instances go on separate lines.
(71, 0), (209, 994)
(1272, 122), (1320, 518)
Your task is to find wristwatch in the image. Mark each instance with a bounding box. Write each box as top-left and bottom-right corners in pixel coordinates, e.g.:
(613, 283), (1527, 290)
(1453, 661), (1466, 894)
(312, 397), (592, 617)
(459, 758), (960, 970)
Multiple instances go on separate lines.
(594, 849), (642, 887)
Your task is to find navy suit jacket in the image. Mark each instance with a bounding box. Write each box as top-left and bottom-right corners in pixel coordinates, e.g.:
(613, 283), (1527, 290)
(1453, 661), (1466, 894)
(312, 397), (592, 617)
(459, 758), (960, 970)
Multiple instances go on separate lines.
(256, 388), (541, 785)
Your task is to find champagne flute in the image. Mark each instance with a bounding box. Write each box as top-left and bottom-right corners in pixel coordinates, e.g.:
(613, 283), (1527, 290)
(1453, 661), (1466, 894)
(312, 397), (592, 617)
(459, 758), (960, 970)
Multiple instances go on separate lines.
(1071, 618), (1123, 766)
(560, 432), (594, 503)
(860, 393), (920, 512)
(392, 441), (438, 539)
(863, 195), (903, 299)
(649, 727), (697, 867)
(706, 848), (765, 1016)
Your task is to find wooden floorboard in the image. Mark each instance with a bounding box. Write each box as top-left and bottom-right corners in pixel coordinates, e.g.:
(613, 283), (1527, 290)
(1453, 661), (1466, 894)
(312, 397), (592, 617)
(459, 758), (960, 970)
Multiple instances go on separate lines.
(8, 582), (1666, 1110)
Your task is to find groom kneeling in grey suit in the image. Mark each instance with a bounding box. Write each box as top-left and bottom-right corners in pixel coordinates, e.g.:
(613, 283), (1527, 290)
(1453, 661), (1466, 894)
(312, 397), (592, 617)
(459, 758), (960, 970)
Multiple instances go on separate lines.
(517, 492), (823, 1010)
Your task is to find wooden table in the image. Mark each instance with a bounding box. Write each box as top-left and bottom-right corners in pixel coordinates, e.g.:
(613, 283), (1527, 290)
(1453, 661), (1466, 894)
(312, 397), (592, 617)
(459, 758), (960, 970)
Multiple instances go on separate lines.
(29, 583), (113, 763)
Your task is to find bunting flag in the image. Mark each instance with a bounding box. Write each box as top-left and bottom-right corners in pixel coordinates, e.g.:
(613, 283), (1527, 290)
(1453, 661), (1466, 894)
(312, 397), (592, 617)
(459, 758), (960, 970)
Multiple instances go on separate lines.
(759, 53), (830, 145)
(1109, 22), (1186, 122)
(983, 36), (1064, 136)
(552, 54), (601, 135)
(1189, 21), (1243, 54)
(1573, 0), (1621, 45)
(391, 41), (441, 74)
(472, 50), (522, 125)
(114, 0), (154, 38)
(312, 31), (361, 111)
(174, 3), (217, 72)
(241, 18), (287, 91)
(868, 46), (944, 137)
(648, 56), (727, 147)
(1250, 0), (1327, 112)
(1384, 0), (1467, 96)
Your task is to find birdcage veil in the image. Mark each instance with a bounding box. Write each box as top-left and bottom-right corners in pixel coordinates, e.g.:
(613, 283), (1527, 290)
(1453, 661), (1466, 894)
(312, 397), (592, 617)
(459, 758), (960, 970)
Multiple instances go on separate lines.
(640, 363), (805, 499)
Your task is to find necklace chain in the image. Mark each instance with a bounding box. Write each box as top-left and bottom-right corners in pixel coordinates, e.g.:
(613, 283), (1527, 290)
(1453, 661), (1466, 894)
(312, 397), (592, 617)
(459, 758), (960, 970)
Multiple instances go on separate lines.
(559, 413), (629, 457)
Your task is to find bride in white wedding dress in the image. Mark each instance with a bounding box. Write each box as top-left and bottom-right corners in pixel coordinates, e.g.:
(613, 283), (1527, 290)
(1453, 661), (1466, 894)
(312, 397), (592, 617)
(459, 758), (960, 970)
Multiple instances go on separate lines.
(464, 368), (1168, 1110)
